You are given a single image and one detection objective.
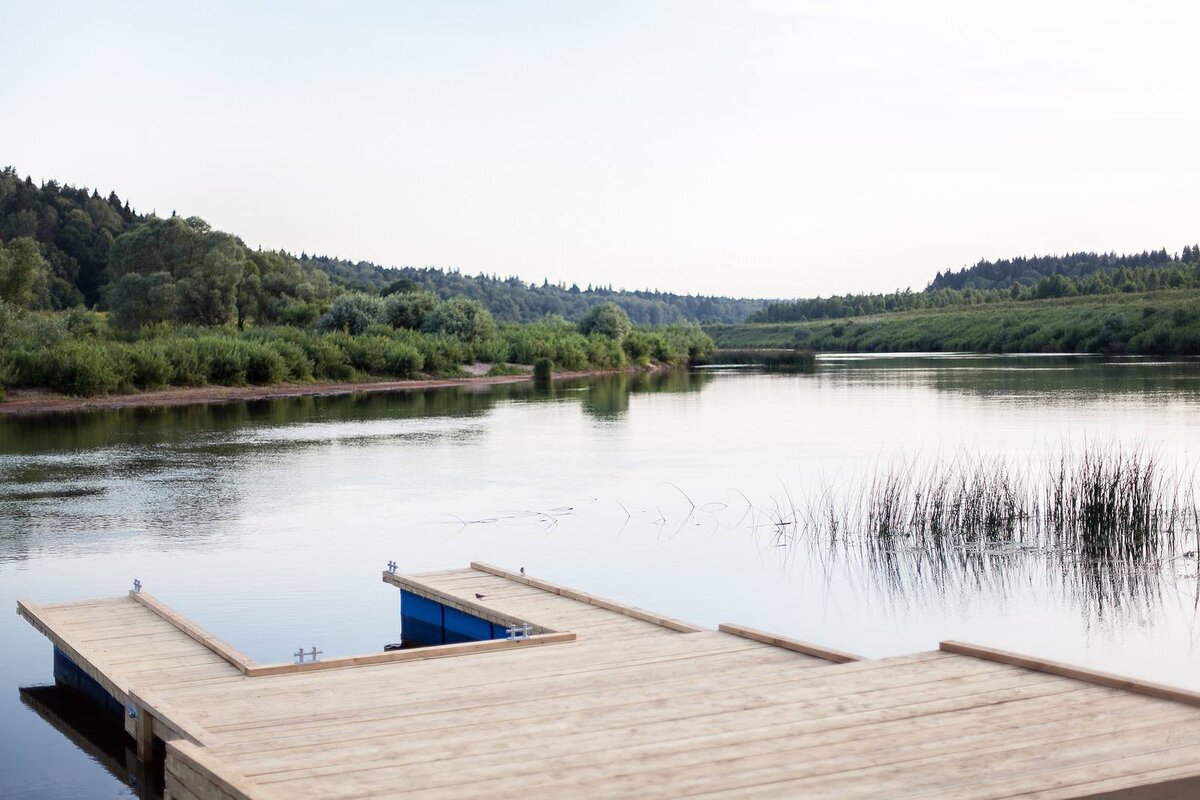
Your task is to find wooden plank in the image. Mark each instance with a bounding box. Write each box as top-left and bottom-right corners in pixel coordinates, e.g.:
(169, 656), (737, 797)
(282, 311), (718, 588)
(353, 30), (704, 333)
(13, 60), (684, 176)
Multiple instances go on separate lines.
(467, 562), (706, 633)
(408, 567), (481, 579)
(236, 675), (1096, 784)
(199, 652), (993, 738)
(262, 687), (1178, 796)
(38, 596), (134, 612)
(24, 572), (1200, 800)
(157, 633), (782, 714)
(239, 693), (1087, 795)
(166, 740), (266, 800)
(244, 631), (576, 676)
(130, 591), (257, 674)
(477, 710), (1200, 800)
(135, 701), (154, 762)
(129, 687), (215, 747)
(718, 622), (862, 663)
(941, 640), (1200, 708)
(906, 742), (1200, 799)
(163, 774), (206, 800)
(660, 714), (1200, 800)
(16, 598), (130, 706)
(202, 644), (853, 747)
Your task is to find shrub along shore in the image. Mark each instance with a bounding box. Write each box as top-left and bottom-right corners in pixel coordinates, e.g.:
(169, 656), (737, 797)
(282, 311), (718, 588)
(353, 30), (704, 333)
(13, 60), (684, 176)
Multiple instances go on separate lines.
(0, 295), (714, 401)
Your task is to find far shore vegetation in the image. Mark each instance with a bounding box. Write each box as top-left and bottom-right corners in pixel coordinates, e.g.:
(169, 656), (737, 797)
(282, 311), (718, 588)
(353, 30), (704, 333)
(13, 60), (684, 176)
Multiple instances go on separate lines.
(717, 248), (1200, 355)
(0, 175), (712, 400)
(707, 290), (1200, 355)
(0, 285), (712, 399)
(4, 165), (1200, 406)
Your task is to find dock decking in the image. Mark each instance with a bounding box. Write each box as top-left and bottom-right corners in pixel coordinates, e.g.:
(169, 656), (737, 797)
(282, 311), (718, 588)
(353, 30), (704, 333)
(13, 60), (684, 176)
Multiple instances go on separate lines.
(17, 562), (1200, 799)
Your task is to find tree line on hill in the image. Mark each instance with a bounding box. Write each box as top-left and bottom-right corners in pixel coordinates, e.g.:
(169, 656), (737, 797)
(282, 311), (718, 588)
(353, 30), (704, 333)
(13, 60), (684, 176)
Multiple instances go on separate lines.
(927, 248), (1198, 292)
(750, 253), (1200, 324)
(0, 168), (762, 325)
(297, 255), (762, 324)
(0, 168), (716, 399)
(6, 166), (1196, 334)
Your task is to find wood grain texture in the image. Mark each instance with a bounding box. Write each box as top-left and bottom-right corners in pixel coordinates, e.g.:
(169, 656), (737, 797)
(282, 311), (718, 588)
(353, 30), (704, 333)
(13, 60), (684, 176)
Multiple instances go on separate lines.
(129, 591), (257, 674)
(468, 561), (706, 632)
(941, 640), (1200, 707)
(718, 622), (863, 662)
(20, 566), (1200, 800)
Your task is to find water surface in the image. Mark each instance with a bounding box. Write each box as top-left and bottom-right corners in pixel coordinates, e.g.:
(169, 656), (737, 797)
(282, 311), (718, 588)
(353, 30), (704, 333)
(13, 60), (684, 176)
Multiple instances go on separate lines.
(2, 355), (1199, 798)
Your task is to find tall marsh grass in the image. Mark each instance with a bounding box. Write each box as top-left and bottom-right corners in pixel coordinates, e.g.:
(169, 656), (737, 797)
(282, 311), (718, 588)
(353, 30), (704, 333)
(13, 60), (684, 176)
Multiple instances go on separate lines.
(754, 445), (1198, 611)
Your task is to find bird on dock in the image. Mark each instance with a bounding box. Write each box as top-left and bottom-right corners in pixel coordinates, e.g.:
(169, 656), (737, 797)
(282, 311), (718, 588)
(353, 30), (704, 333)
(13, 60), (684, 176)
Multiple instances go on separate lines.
(475, 592), (486, 600)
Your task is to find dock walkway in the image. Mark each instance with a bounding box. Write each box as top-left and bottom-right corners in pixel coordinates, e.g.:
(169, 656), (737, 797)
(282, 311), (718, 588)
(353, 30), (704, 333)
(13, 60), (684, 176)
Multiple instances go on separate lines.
(17, 562), (1200, 799)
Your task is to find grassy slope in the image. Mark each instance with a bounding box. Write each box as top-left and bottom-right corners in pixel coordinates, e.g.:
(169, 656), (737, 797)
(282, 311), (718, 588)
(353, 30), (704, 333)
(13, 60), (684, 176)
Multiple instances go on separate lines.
(704, 289), (1200, 354)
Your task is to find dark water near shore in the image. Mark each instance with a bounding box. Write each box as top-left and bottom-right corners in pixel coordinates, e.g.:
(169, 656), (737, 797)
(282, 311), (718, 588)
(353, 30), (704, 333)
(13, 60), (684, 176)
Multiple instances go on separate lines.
(2, 354), (1200, 798)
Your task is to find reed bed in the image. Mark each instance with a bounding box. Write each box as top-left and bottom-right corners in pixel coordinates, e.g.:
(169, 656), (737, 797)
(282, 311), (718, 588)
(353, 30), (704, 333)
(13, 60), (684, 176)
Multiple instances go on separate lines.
(755, 445), (1199, 613)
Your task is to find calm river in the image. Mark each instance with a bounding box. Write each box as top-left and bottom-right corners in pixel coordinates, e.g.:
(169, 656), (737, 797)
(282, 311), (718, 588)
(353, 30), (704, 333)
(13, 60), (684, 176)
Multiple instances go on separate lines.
(2, 354), (1200, 798)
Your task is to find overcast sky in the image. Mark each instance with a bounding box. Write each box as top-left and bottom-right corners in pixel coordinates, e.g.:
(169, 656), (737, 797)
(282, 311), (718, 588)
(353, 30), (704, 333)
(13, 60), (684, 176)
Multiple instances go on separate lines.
(4, 1), (1198, 298)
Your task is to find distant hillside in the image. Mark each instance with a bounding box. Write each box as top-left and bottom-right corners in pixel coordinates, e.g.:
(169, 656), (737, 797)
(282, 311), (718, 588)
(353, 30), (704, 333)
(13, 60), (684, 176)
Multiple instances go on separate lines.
(927, 247), (1199, 292)
(0, 167), (764, 325)
(710, 289), (1200, 355)
(297, 255), (763, 325)
(750, 245), (1200, 324)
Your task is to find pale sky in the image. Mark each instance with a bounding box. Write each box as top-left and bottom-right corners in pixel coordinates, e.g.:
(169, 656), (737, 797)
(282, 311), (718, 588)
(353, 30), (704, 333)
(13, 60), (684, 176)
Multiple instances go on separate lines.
(3, 1), (1198, 298)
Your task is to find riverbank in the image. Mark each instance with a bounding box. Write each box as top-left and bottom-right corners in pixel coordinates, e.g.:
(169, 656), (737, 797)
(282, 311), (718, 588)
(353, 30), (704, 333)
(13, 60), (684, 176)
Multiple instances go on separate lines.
(705, 289), (1200, 354)
(0, 364), (663, 416)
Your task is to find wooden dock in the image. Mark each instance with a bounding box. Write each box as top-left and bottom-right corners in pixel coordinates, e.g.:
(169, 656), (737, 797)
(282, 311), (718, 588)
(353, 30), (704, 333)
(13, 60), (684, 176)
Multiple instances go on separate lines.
(17, 562), (1200, 799)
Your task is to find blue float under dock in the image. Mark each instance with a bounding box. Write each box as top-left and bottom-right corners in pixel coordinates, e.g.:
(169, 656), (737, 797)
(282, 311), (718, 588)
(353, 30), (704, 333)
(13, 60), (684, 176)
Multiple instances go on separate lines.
(399, 588), (516, 645)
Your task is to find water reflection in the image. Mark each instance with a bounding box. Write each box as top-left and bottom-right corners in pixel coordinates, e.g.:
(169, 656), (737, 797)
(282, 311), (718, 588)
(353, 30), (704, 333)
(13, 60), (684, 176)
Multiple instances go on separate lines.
(19, 685), (160, 799)
(6, 358), (1200, 797)
(0, 370), (715, 560)
(820, 353), (1200, 399)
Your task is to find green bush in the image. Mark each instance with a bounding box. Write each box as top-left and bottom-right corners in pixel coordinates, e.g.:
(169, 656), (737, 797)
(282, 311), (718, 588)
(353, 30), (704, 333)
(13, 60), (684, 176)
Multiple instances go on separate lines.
(198, 338), (250, 385)
(278, 299), (322, 328)
(123, 342), (172, 390)
(422, 297), (496, 343)
(470, 334), (511, 364)
(63, 308), (107, 338)
(3, 349), (48, 388)
(586, 335), (627, 369)
(623, 331), (653, 365)
(343, 335), (392, 374)
(578, 302), (633, 342)
(290, 333), (350, 380)
(391, 329), (466, 374)
(161, 338), (211, 386)
(501, 322), (591, 370)
(383, 342), (424, 378)
(244, 342), (287, 385)
(265, 339), (313, 381)
(317, 293), (385, 335)
(0, 293), (725, 398)
(344, 335), (426, 378)
(383, 291), (439, 330)
(533, 358), (553, 381)
(44, 341), (128, 396)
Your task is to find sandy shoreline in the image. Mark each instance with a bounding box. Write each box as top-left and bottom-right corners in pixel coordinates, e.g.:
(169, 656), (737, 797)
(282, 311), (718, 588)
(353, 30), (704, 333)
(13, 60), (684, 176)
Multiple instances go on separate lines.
(0, 366), (655, 417)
